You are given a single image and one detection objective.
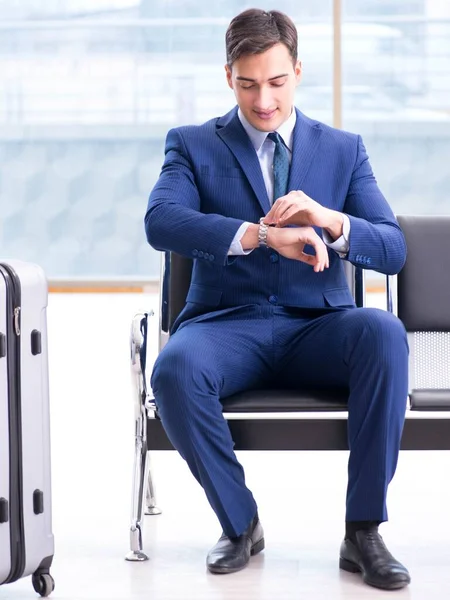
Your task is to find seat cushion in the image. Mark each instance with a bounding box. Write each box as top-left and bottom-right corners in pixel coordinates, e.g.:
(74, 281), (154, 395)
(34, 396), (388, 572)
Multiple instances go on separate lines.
(221, 388), (349, 412)
(410, 389), (450, 411)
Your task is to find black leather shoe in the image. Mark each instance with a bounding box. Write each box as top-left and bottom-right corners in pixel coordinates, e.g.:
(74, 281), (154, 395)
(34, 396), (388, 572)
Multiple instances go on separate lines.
(206, 515), (264, 574)
(339, 528), (411, 590)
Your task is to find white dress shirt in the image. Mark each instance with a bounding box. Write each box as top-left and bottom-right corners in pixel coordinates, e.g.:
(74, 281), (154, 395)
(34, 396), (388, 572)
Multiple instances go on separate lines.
(228, 108), (350, 257)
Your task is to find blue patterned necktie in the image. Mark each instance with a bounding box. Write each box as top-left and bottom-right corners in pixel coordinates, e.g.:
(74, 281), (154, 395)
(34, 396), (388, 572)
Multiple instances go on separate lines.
(267, 131), (290, 203)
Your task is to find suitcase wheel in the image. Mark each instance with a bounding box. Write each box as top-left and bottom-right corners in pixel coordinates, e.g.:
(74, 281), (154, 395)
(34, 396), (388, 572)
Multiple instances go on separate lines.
(32, 573), (55, 597)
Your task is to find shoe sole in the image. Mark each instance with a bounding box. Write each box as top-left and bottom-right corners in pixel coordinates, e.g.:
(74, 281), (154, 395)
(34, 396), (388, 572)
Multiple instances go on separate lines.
(207, 537), (265, 575)
(251, 537), (265, 556)
(339, 557), (410, 590)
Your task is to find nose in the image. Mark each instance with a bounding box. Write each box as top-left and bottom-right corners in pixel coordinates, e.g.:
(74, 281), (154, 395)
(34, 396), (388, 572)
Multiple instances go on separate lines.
(254, 85), (274, 111)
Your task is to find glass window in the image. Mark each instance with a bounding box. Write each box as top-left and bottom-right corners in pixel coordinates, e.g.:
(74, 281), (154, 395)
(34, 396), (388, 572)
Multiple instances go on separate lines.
(0, 1), (332, 279)
(342, 0), (450, 217)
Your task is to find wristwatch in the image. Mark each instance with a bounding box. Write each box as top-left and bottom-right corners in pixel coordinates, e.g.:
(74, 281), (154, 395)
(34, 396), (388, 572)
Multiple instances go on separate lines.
(258, 217), (270, 248)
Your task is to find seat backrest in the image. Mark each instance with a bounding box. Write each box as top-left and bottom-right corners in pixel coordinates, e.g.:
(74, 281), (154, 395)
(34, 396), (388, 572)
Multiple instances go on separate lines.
(397, 215), (450, 332)
(160, 251), (359, 335)
(160, 252), (193, 334)
(396, 215), (450, 407)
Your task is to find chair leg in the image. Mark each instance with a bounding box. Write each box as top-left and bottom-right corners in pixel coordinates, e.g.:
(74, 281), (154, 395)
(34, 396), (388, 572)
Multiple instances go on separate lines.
(145, 453), (162, 516)
(126, 310), (154, 561)
(125, 408), (150, 562)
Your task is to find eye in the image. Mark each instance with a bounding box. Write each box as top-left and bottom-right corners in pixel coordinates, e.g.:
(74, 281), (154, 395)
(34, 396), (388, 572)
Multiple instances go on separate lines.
(270, 82), (285, 88)
(240, 83), (255, 89)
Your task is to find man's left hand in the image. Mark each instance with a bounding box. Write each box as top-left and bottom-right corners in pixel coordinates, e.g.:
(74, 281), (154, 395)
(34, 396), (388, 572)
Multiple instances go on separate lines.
(263, 190), (344, 241)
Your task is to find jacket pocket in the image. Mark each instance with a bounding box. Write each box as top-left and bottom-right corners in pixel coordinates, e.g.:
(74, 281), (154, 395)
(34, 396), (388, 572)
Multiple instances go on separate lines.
(186, 284), (223, 306)
(323, 287), (355, 308)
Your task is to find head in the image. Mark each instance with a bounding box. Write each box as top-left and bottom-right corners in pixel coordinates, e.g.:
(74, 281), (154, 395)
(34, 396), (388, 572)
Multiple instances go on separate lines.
(225, 9), (302, 132)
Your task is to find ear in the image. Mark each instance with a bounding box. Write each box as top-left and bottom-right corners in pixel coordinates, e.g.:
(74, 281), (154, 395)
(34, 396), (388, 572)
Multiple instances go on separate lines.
(225, 64), (233, 90)
(294, 60), (302, 86)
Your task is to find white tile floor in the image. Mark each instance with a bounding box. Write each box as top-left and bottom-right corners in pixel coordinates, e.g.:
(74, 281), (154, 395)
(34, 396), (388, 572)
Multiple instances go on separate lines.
(3, 293), (450, 599)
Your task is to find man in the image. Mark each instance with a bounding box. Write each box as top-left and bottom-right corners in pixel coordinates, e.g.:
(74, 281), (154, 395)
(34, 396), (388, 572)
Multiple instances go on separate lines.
(145, 8), (410, 591)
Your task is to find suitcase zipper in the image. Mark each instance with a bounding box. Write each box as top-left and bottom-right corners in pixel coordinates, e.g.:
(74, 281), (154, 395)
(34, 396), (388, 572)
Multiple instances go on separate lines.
(0, 264), (25, 583)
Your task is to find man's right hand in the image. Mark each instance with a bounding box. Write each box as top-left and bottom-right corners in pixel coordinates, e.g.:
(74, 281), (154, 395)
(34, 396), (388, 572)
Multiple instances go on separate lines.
(267, 227), (330, 272)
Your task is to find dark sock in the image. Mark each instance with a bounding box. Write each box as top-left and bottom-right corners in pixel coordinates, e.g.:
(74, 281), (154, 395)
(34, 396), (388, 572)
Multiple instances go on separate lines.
(345, 520), (380, 541)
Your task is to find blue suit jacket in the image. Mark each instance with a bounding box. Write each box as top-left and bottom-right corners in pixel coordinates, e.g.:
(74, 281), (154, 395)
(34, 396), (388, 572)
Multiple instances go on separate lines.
(145, 107), (406, 329)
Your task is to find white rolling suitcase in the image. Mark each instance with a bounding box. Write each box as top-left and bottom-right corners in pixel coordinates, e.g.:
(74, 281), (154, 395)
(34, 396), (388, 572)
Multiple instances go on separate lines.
(0, 260), (55, 597)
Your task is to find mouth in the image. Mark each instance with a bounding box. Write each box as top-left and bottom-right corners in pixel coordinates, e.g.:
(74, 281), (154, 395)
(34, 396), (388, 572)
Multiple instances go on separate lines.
(254, 109), (277, 120)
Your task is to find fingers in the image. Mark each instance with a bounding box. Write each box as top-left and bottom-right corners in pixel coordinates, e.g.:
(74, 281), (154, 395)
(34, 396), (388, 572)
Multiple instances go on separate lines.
(278, 205), (306, 226)
(273, 226), (329, 270)
(264, 193), (300, 225)
(264, 192), (312, 227)
(264, 198), (288, 225)
(301, 231), (329, 272)
(298, 253), (317, 267)
(297, 246), (327, 271)
(263, 205), (277, 225)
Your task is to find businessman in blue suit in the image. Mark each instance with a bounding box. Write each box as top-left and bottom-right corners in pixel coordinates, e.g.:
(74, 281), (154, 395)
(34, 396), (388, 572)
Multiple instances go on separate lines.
(145, 8), (410, 591)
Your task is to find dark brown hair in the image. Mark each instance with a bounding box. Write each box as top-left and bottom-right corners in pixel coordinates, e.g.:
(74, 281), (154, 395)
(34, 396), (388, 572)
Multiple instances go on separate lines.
(225, 9), (298, 66)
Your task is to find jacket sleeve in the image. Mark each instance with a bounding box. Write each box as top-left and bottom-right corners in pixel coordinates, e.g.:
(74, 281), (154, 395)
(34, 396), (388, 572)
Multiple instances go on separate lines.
(344, 135), (407, 275)
(144, 128), (245, 265)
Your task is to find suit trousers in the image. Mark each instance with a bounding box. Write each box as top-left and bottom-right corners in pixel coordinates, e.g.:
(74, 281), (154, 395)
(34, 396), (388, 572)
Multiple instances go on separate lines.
(151, 305), (409, 538)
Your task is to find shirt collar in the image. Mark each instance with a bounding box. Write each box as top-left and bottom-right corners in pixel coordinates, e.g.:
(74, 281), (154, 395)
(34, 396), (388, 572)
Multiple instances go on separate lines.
(238, 107), (296, 152)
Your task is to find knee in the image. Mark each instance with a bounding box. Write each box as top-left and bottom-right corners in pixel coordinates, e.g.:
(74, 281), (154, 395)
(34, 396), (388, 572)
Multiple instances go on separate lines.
(151, 342), (219, 403)
(366, 309), (407, 343)
(349, 309), (408, 357)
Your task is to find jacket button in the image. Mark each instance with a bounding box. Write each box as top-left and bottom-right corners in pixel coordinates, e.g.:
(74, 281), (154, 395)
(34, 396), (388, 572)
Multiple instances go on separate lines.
(204, 252), (209, 259)
(268, 295), (278, 305)
(192, 249), (198, 257)
(270, 253), (279, 263)
(209, 255), (215, 261)
(198, 251), (204, 258)
(367, 257), (371, 265)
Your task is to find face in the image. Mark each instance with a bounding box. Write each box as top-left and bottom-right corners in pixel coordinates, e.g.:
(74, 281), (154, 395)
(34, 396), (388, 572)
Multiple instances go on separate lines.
(225, 43), (302, 132)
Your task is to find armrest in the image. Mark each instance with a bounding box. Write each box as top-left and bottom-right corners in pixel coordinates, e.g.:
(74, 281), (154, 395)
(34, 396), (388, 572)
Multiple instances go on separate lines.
(343, 262), (366, 308)
(130, 309), (155, 418)
(354, 267), (365, 308)
(386, 275), (398, 315)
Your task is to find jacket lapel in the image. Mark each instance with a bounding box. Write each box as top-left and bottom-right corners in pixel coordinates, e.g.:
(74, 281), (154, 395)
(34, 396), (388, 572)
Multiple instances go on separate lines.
(288, 109), (323, 192)
(216, 109), (271, 215)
